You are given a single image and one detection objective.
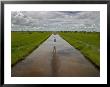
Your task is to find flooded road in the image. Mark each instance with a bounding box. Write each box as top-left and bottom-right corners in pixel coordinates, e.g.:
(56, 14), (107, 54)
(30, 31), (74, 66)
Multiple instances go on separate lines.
(11, 34), (99, 77)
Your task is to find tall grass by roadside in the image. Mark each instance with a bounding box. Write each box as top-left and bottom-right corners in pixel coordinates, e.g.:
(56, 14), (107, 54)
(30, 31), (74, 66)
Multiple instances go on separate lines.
(11, 31), (51, 66)
(59, 32), (100, 67)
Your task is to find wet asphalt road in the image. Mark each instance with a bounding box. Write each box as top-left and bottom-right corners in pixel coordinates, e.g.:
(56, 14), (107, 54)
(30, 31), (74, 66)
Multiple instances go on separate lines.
(11, 34), (99, 77)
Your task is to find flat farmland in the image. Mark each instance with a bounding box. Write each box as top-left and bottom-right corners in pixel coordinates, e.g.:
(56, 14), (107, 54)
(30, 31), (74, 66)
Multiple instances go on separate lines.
(11, 31), (51, 66)
(59, 32), (100, 67)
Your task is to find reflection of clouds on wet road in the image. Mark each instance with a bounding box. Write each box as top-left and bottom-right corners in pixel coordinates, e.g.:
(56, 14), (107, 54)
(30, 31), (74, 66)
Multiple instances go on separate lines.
(12, 34), (99, 77)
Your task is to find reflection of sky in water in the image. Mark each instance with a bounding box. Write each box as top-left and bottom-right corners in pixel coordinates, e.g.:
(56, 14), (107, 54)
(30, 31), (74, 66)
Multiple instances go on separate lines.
(11, 11), (100, 32)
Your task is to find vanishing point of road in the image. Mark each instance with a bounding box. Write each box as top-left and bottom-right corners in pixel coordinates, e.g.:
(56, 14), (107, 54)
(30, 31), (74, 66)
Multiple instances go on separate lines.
(11, 34), (99, 77)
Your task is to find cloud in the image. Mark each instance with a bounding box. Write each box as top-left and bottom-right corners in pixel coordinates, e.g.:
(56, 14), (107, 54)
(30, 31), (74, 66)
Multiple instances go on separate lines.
(11, 11), (100, 32)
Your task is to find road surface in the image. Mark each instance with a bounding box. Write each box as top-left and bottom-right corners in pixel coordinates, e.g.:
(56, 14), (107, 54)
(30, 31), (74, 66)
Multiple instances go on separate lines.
(11, 34), (99, 77)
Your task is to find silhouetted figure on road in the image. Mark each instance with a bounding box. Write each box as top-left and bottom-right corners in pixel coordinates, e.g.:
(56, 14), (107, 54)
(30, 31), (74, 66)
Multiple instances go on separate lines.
(54, 37), (56, 42)
(53, 36), (56, 56)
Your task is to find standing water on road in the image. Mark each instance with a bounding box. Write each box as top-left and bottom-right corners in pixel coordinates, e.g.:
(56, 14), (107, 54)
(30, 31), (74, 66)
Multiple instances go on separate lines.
(12, 34), (99, 77)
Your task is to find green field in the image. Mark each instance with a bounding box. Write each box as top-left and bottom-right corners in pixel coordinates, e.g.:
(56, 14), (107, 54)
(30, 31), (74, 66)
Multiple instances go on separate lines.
(59, 32), (100, 67)
(11, 31), (51, 66)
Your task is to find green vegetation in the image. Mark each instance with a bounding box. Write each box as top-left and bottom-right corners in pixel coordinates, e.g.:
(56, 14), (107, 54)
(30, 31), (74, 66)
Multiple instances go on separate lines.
(11, 31), (51, 66)
(59, 32), (100, 67)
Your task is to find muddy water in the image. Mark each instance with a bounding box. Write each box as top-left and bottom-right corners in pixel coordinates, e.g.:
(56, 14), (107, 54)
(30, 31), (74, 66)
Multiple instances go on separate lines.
(11, 34), (99, 77)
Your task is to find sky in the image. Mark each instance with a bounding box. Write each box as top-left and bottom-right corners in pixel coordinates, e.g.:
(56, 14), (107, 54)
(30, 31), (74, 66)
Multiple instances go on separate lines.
(11, 11), (100, 32)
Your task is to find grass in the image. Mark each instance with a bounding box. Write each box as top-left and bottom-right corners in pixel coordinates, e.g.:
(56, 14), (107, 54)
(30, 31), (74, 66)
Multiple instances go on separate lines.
(59, 32), (100, 67)
(11, 31), (51, 66)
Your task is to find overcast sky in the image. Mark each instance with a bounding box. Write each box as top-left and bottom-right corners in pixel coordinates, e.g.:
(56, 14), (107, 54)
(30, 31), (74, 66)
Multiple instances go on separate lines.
(11, 11), (100, 32)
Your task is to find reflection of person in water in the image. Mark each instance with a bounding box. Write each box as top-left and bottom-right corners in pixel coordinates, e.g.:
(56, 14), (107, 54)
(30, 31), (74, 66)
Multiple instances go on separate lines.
(53, 36), (56, 54)
(53, 46), (56, 54)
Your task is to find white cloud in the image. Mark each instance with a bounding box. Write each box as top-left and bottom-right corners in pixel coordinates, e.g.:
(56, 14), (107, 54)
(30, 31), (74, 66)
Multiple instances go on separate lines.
(11, 11), (100, 32)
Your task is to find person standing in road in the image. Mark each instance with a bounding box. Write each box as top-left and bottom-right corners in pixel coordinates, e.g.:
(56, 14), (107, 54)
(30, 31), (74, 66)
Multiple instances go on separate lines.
(54, 37), (56, 42)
